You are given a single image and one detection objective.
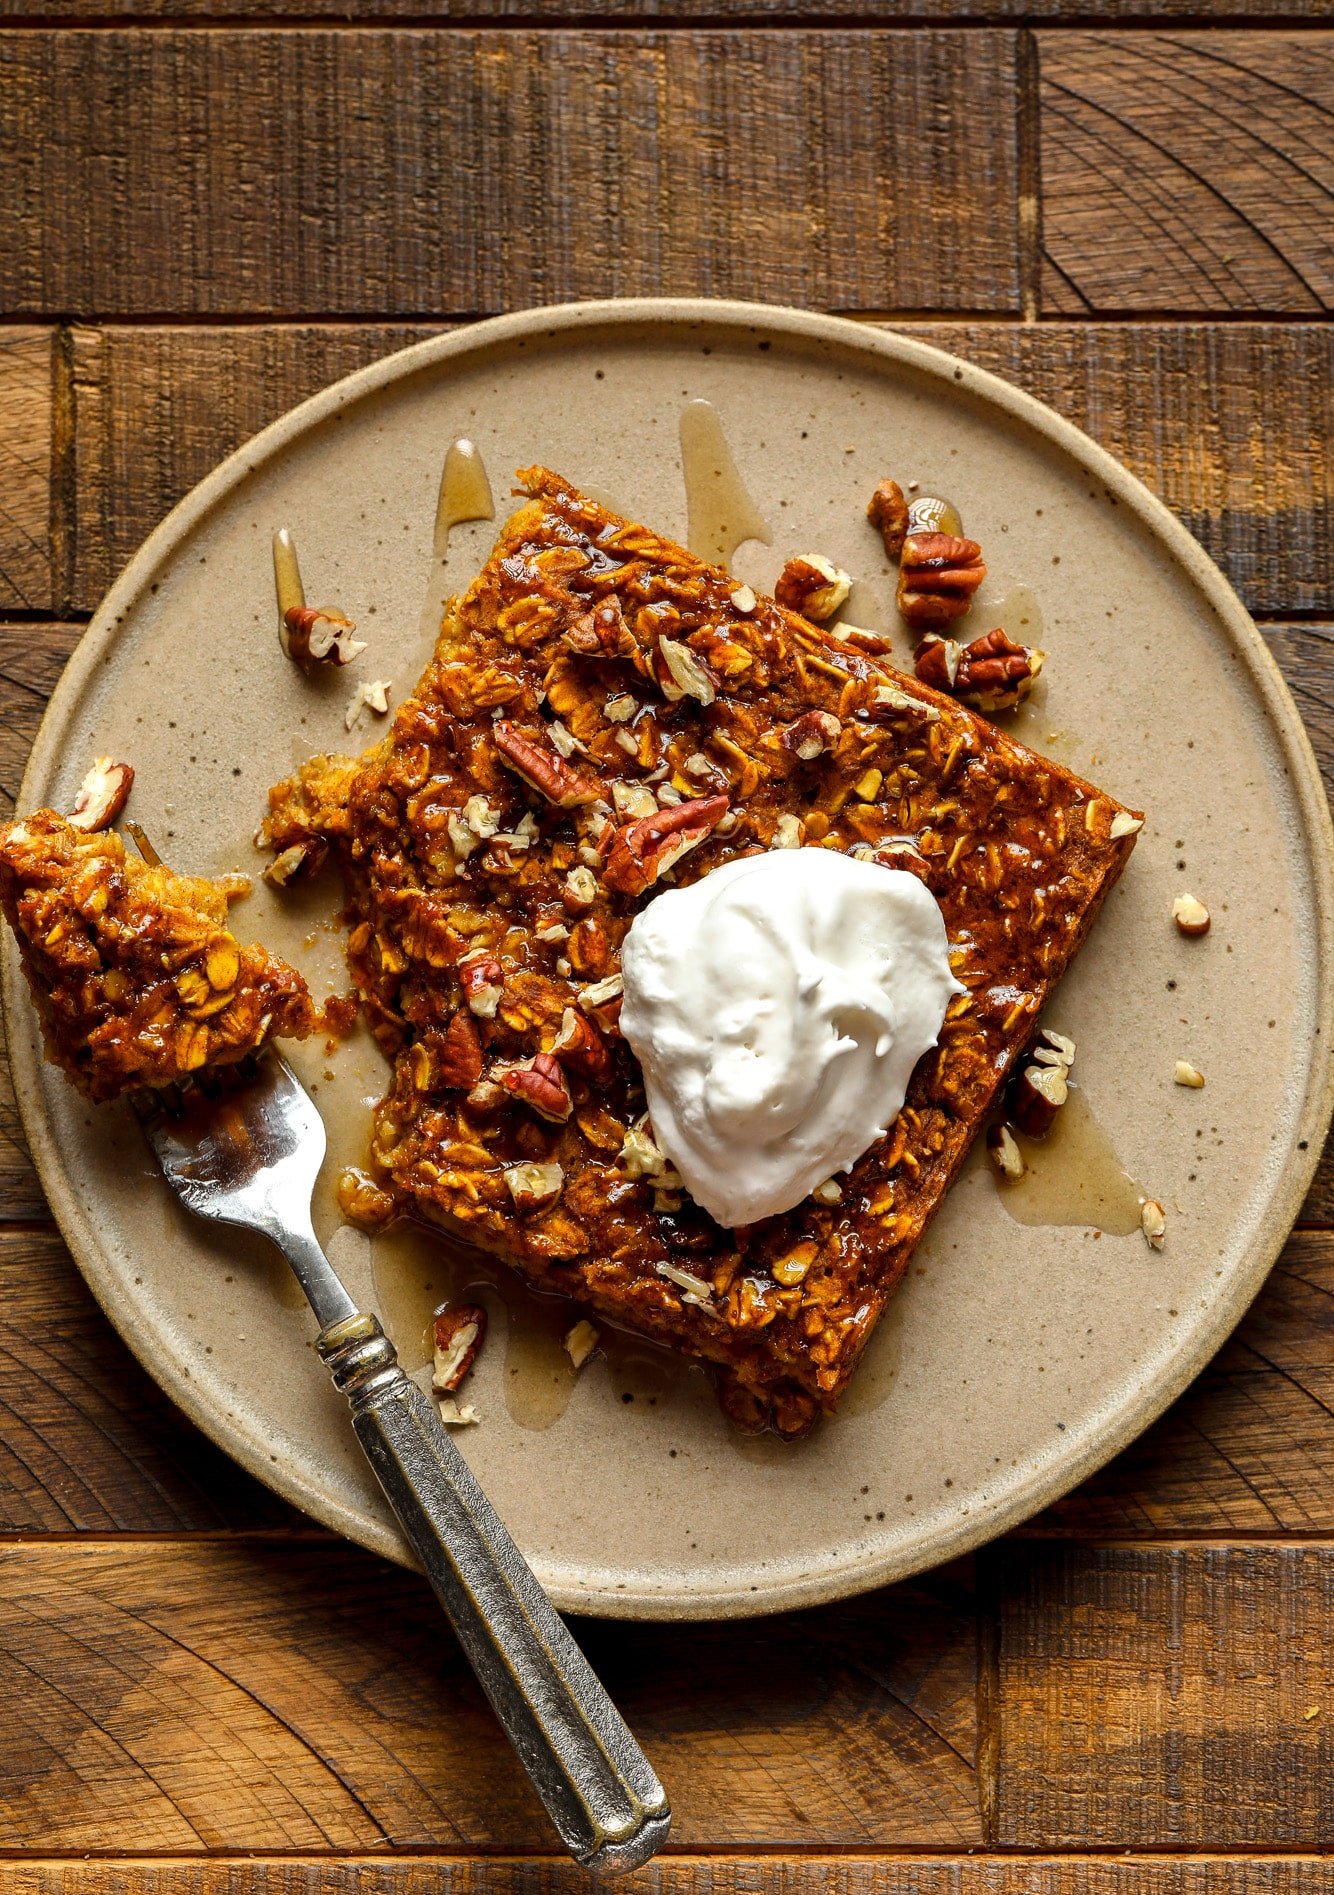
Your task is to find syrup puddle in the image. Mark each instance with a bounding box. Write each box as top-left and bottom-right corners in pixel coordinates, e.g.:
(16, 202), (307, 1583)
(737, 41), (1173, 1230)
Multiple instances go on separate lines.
(996, 1086), (1144, 1234)
(989, 583), (1045, 648)
(679, 399), (772, 569)
(417, 437), (496, 644)
(363, 1213), (694, 1433)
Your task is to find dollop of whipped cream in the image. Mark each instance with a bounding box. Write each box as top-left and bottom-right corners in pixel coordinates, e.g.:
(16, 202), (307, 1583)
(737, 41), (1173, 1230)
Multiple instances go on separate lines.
(619, 849), (963, 1227)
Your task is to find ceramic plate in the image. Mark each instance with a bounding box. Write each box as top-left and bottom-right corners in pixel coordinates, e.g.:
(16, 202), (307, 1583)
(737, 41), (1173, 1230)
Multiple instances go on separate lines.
(8, 300), (1332, 1619)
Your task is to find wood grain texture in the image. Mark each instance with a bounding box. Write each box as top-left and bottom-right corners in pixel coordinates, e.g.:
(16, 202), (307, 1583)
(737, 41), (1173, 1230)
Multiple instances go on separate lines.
(66, 322), (1334, 614)
(1039, 33), (1334, 314)
(8, 1863), (1334, 1895)
(997, 1542), (1334, 1846)
(1, 0), (1329, 18)
(0, 29), (1021, 320)
(0, 328), (51, 613)
(0, 1228), (297, 1528)
(0, 1540), (980, 1849)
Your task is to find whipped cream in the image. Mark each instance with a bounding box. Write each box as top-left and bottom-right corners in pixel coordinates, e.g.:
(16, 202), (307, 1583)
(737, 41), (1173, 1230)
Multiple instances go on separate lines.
(619, 849), (963, 1227)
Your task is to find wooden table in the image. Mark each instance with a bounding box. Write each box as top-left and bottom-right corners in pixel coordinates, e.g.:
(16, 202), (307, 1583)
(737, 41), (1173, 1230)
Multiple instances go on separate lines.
(0, 8), (1331, 1889)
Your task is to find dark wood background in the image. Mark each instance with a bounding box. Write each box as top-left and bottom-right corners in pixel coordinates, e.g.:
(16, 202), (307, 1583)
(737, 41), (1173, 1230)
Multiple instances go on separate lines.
(0, 6), (1331, 1889)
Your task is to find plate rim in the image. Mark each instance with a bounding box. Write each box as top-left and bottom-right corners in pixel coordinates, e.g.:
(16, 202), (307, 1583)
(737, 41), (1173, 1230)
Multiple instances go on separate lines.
(9, 296), (1334, 1619)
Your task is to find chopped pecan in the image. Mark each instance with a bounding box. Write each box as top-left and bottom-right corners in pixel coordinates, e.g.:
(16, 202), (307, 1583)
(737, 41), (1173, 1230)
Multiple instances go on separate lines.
(433, 1303), (487, 1394)
(458, 950), (504, 1019)
(1007, 1027), (1076, 1137)
(552, 1005), (613, 1084)
(494, 722), (598, 808)
(577, 972), (624, 1034)
(656, 638), (717, 706)
(915, 628), (1044, 713)
(283, 605), (367, 666)
(867, 479), (909, 559)
(954, 628), (1045, 712)
(913, 634), (962, 693)
(264, 837), (328, 886)
(563, 1318), (600, 1370)
(437, 1011), (484, 1088)
(1173, 892), (1211, 937)
(775, 554), (852, 623)
(504, 1160), (564, 1212)
(603, 794), (730, 897)
(69, 757), (134, 833)
(897, 533), (987, 628)
(496, 1050), (574, 1123)
(565, 596), (644, 670)
(781, 710), (841, 761)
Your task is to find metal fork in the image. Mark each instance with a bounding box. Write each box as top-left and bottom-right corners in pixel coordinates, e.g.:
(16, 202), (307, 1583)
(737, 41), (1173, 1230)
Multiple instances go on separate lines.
(133, 1050), (670, 1874)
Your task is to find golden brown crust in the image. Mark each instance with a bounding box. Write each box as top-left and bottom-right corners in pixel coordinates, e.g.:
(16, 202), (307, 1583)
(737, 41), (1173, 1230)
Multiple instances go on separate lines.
(264, 468), (1141, 1432)
(0, 810), (317, 1102)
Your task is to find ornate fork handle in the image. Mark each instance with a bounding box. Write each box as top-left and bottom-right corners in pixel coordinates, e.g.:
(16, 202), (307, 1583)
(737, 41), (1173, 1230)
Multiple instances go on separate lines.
(318, 1312), (670, 1875)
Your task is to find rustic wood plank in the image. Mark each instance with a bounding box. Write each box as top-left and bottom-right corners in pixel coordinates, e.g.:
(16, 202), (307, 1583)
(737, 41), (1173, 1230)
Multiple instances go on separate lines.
(0, 328), (52, 613)
(997, 1541), (1334, 1847)
(7, 1861), (1334, 1895)
(1039, 33), (1334, 314)
(0, 1540), (980, 1850)
(0, 30), (1020, 320)
(912, 325), (1333, 616)
(68, 323), (1333, 614)
(1, 0), (1328, 17)
(0, 1228), (298, 1528)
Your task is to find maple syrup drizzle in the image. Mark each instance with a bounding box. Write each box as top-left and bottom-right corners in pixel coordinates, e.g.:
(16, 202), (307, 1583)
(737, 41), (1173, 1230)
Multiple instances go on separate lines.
(906, 494), (964, 540)
(678, 399), (772, 570)
(996, 1086), (1145, 1235)
(989, 583), (1045, 649)
(417, 438), (496, 644)
(272, 527), (305, 629)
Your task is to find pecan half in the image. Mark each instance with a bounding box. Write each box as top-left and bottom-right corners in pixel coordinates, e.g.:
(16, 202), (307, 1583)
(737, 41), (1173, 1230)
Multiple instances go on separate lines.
(603, 794), (730, 897)
(436, 1011), (484, 1088)
(775, 554), (852, 623)
(552, 1005), (613, 1084)
(897, 533), (986, 628)
(494, 722), (598, 808)
(283, 605), (367, 666)
(781, 710), (841, 761)
(458, 950), (504, 1019)
(433, 1303), (487, 1394)
(954, 627), (1045, 711)
(69, 757), (134, 833)
(915, 627), (1044, 712)
(867, 479), (909, 559)
(496, 1050), (574, 1123)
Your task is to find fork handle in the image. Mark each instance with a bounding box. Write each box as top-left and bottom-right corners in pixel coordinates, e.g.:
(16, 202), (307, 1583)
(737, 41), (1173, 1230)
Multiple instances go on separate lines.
(316, 1312), (670, 1875)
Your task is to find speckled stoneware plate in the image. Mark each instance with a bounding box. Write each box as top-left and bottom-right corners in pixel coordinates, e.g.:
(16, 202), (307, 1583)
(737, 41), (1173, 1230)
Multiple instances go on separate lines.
(8, 300), (1333, 1619)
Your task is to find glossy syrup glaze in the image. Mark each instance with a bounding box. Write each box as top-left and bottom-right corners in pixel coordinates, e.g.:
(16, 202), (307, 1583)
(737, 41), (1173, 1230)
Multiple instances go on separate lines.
(678, 398), (772, 569)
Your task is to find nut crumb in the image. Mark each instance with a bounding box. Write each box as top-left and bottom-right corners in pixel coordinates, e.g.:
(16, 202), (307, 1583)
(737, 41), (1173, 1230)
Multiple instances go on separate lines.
(1174, 1060), (1205, 1088)
(1140, 1198), (1167, 1250)
(563, 1318), (600, 1370)
(1173, 892), (1211, 937)
(344, 678), (391, 730)
(987, 1121), (1025, 1181)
